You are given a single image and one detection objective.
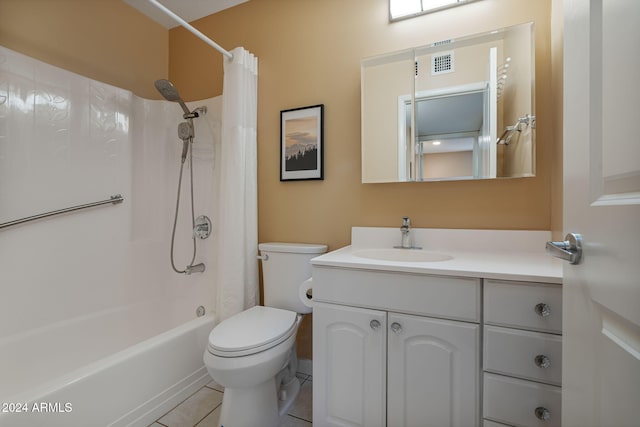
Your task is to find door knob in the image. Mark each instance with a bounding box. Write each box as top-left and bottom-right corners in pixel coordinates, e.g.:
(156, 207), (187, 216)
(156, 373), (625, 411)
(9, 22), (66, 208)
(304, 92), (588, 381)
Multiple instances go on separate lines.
(546, 233), (582, 264)
(370, 319), (381, 331)
(390, 322), (402, 333)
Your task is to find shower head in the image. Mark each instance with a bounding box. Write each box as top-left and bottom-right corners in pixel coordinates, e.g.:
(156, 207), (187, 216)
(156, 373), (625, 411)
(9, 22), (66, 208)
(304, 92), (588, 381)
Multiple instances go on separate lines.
(154, 79), (192, 117)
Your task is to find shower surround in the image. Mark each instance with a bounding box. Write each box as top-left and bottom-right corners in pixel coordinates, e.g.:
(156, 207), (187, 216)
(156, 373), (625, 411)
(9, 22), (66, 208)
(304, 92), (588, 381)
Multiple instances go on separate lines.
(0, 46), (221, 426)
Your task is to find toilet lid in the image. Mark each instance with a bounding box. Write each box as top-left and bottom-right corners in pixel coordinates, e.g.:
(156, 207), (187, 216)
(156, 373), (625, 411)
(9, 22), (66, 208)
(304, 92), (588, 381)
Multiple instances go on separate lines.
(208, 306), (298, 357)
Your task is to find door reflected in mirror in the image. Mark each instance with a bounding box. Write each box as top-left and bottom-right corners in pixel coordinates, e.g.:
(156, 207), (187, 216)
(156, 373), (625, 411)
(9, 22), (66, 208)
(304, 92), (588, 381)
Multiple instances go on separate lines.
(361, 22), (535, 183)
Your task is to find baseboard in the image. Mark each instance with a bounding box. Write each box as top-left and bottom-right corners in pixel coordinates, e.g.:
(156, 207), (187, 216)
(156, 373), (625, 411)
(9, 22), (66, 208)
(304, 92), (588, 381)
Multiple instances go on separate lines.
(297, 358), (313, 377)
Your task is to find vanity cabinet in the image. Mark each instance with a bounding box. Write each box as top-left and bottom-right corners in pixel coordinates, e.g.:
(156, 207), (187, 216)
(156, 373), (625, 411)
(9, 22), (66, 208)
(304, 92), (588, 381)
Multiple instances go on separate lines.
(312, 268), (481, 427)
(482, 279), (563, 427)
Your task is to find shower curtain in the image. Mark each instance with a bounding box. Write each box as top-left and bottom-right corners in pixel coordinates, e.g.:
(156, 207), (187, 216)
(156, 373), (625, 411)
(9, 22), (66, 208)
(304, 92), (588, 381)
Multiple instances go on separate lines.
(215, 47), (259, 321)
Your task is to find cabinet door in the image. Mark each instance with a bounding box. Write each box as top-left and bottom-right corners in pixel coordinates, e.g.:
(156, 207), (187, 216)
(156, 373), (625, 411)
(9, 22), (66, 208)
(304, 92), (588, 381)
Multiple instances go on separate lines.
(313, 302), (387, 427)
(387, 313), (480, 427)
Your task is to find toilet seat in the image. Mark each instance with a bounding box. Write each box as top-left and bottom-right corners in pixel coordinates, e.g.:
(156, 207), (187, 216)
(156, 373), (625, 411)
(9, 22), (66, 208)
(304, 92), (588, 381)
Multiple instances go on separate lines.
(208, 306), (298, 357)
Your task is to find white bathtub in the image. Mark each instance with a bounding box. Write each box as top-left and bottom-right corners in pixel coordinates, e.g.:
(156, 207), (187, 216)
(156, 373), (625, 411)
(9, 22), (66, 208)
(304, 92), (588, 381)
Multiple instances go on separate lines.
(0, 313), (214, 427)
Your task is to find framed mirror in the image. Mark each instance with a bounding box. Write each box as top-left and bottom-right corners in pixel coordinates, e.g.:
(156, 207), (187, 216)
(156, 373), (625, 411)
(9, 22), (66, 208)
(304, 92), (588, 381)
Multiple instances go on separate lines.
(361, 22), (535, 183)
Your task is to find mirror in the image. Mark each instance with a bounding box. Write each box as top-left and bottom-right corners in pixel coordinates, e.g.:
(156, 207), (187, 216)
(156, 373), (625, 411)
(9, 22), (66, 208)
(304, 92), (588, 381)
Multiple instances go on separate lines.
(361, 22), (535, 183)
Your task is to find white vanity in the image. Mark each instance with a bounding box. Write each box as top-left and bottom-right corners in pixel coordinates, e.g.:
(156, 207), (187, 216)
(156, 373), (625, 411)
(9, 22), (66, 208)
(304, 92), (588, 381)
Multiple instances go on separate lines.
(311, 227), (562, 427)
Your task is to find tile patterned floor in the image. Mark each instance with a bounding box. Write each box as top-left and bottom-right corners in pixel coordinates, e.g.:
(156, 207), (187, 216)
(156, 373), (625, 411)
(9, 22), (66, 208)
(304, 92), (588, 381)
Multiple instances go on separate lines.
(149, 373), (312, 427)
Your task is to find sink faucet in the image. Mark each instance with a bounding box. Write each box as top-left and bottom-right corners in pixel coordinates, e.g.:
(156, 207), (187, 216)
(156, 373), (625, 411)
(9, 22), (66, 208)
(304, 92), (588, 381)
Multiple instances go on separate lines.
(394, 216), (422, 249)
(394, 217), (421, 249)
(400, 217), (412, 248)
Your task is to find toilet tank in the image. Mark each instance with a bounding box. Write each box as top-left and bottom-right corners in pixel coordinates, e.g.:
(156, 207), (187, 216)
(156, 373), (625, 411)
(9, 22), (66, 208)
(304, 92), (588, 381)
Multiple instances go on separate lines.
(258, 242), (327, 314)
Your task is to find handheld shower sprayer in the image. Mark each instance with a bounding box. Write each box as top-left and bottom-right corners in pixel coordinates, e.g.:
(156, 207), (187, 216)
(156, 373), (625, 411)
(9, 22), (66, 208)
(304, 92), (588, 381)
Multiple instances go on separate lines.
(154, 78), (209, 276)
(177, 121), (193, 163)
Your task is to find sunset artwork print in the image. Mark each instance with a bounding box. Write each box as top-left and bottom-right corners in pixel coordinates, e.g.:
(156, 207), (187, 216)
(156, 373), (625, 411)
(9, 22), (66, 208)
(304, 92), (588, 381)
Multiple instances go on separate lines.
(285, 116), (318, 171)
(280, 105), (324, 181)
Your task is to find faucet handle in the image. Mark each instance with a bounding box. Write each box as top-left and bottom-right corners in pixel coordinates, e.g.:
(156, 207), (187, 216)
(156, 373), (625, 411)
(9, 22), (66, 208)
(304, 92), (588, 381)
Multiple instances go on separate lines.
(401, 217), (411, 228)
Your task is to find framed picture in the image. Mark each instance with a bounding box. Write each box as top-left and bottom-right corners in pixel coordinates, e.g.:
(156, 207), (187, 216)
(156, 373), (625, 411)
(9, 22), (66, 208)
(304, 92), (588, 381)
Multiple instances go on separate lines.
(280, 104), (324, 181)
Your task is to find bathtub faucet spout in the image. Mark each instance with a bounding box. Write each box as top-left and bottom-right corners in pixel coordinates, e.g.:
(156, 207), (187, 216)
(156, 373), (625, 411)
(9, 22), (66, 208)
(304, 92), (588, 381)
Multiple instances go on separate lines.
(185, 263), (205, 275)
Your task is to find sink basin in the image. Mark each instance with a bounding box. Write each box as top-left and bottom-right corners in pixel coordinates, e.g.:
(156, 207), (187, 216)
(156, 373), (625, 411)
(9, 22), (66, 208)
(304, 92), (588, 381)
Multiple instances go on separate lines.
(352, 248), (453, 263)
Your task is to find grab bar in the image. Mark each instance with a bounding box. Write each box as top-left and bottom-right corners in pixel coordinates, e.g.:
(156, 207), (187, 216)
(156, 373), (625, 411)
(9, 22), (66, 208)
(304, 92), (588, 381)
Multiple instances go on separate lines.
(0, 194), (124, 230)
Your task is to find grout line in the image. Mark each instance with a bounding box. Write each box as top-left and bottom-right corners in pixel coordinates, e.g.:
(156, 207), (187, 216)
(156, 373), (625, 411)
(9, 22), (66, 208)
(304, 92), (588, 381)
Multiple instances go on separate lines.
(286, 413), (313, 424)
(193, 406), (217, 427)
(204, 383), (224, 393)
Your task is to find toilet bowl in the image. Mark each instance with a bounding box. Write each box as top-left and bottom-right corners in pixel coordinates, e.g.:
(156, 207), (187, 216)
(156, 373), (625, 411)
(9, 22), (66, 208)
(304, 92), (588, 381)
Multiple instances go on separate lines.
(204, 306), (301, 427)
(203, 242), (326, 427)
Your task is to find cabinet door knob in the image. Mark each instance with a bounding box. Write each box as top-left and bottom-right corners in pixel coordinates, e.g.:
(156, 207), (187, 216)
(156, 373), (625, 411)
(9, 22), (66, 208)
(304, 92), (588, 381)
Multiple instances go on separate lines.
(390, 322), (402, 333)
(370, 319), (381, 330)
(534, 303), (551, 317)
(535, 406), (551, 421)
(534, 354), (551, 369)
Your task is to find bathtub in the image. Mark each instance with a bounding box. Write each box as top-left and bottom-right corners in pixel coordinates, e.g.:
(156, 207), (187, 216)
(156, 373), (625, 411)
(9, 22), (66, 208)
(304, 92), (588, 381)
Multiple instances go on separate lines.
(0, 312), (215, 427)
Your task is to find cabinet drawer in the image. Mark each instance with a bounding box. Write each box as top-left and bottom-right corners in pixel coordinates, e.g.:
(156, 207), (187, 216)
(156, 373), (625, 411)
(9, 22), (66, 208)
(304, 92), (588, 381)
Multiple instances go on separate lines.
(484, 373), (561, 427)
(313, 266), (480, 322)
(484, 280), (562, 333)
(484, 326), (562, 386)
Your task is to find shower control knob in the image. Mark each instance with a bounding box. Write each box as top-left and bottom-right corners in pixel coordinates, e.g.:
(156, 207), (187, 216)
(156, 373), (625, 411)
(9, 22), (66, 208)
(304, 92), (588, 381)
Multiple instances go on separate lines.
(370, 320), (381, 331)
(193, 215), (212, 239)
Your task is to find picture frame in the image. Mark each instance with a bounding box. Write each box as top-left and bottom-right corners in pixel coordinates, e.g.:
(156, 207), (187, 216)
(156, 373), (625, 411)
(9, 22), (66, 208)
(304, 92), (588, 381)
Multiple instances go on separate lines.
(280, 104), (324, 181)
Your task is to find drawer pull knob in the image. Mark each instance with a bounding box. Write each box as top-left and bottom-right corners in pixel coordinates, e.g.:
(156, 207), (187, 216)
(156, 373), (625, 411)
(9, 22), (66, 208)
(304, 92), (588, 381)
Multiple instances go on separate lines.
(534, 303), (551, 317)
(534, 354), (551, 369)
(535, 406), (551, 421)
(370, 319), (381, 330)
(390, 322), (403, 333)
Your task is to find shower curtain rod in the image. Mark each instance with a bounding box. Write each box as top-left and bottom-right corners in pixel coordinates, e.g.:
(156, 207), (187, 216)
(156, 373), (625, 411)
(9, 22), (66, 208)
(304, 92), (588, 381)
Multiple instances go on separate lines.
(147, 0), (233, 60)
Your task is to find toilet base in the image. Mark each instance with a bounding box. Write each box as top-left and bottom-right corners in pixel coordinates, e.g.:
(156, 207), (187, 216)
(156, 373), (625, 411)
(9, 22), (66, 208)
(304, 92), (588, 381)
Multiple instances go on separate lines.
(218, 378), (278, 427)
(277, 375), (301, 417)
(216, 375), (302, 427)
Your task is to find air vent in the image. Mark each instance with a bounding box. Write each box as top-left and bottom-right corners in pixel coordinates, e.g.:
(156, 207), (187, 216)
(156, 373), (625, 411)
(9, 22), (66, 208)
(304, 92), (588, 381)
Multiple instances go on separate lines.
(431, 51), (455, 76)
(432, 39), (453, 47)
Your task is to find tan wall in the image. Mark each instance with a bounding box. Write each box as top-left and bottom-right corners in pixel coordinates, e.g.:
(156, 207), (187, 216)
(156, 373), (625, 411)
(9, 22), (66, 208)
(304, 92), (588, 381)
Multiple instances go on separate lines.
(0, 0), (168, 99)
(170, 0), (554, 359)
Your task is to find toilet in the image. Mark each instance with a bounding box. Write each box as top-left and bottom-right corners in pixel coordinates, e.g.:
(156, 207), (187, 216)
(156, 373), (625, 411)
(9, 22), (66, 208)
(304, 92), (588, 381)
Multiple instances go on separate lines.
(203, 242), (327, 427)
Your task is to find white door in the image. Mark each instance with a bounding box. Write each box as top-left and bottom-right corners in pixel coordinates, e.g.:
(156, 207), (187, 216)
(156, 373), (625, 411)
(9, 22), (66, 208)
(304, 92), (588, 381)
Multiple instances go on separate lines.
(312, 302), (387, 427)
(562, 0), (640, 426)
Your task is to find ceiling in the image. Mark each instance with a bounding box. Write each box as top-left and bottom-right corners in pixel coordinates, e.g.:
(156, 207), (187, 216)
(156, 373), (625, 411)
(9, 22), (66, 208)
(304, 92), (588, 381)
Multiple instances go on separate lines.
(123, 0), (248, 29)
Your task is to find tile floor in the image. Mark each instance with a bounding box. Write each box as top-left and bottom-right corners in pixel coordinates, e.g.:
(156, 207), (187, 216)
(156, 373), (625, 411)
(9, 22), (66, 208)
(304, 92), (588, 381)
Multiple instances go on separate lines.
(149, 372), (312, 427)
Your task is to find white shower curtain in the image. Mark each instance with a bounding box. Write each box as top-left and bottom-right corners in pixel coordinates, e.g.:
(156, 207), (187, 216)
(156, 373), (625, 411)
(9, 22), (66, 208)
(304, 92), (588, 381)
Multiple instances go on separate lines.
(215, 47), (259, 322)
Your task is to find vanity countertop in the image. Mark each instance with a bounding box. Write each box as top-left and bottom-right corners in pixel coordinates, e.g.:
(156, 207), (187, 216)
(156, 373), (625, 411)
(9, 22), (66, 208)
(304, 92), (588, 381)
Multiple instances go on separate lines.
(310, 227), (563, 284)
